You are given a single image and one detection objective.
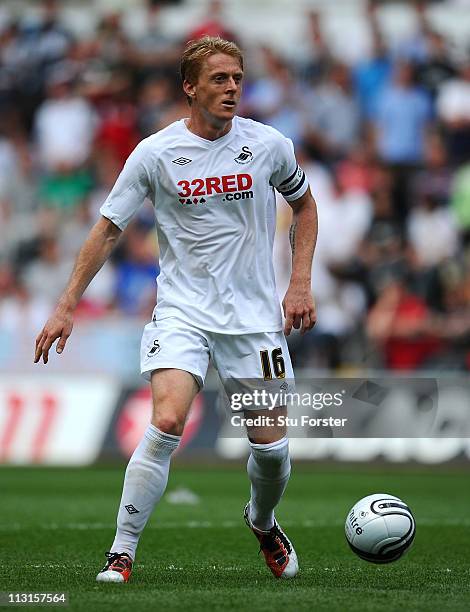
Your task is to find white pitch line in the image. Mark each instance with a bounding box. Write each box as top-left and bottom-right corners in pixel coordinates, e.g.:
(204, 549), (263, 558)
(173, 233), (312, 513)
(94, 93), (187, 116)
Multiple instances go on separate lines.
(2, 518), (470, 531)
(21, 564), (463, 573)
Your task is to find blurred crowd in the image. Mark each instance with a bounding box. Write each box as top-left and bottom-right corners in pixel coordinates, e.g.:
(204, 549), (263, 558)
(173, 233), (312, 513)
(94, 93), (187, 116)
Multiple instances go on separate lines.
(1, 0), (470, 372)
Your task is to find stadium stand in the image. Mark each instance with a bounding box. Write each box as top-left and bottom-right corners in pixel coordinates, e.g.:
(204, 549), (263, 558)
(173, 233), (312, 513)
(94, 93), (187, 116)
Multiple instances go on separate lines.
(1, 0), (470, 375)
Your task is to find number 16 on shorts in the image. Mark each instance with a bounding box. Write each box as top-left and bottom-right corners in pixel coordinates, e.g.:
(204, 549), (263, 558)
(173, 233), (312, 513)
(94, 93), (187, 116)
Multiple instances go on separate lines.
(260, 347), (285, 380)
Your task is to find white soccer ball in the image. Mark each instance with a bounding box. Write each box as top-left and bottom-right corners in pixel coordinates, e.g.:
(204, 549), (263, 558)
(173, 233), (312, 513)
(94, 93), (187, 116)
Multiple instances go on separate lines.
(345, 493), (416, 564)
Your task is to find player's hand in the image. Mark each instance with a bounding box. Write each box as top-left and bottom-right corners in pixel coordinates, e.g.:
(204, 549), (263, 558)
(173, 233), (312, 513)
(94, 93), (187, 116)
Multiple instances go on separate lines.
(282, 281), (316, 336)
(34, 306), (74, 364)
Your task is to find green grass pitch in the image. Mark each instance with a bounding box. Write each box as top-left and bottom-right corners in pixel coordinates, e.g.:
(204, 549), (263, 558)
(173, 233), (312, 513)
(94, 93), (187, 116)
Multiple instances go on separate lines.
(1, 463), (469, 611)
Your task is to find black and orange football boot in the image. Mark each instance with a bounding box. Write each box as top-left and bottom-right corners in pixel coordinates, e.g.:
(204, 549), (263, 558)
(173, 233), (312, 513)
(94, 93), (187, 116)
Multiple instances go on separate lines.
(244, 503), (299, 579)
(96, 552), (133, 583)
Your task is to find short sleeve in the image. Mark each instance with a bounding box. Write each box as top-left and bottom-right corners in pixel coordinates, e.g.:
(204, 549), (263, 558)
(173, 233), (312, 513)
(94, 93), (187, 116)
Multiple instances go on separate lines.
(100, 139), (153, 230)
(270, 135), (309, 202)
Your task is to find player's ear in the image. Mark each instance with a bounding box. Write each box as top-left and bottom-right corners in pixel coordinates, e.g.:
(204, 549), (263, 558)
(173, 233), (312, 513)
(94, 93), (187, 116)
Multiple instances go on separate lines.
(183, 80), (196, 100)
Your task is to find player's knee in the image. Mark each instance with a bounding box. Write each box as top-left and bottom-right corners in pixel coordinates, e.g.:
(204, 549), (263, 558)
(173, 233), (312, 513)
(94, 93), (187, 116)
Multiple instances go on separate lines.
(151, 383), (189, 435)
(152, 412), (185, 436)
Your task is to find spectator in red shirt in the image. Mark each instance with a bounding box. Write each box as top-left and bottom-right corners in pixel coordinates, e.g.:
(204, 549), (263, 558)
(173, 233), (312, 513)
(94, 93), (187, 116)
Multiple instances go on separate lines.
(367, 276), (442, 370)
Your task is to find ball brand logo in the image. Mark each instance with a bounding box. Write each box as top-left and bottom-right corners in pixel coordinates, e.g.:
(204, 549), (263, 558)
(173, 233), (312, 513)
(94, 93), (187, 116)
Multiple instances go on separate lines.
(348, 509), (363, 535)
(177, 173), (254, 205)
(234, 146), (253, 164)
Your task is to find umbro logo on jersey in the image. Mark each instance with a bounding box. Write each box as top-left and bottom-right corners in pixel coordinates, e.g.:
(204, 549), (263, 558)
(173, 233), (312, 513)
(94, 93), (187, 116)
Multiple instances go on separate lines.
(125, 504), (140, 514)
(172, 157), (192, 165)
(234, 146), (253, 164)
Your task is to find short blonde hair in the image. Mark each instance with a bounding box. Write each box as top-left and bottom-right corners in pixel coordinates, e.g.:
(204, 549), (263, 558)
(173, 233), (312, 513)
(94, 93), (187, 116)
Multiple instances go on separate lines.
(180, 36), (243, 91)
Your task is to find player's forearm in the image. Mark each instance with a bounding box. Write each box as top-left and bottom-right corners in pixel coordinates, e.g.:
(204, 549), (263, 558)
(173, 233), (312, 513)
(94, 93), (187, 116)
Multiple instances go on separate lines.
(289, 191), (318, 285)
(58, 216), (122, 312)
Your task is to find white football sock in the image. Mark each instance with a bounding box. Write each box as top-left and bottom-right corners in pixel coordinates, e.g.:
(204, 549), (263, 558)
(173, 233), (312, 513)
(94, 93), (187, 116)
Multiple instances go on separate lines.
(247, 436), (291, 531)
(110, 424), (180, 560)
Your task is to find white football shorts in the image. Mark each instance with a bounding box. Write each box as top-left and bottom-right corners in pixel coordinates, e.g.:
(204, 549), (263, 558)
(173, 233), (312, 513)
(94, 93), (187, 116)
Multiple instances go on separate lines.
(140, 316), (294, 404)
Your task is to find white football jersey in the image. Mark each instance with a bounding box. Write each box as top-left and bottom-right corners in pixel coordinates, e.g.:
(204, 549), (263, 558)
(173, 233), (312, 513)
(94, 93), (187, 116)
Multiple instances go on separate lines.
(100, 116), (308, 334)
